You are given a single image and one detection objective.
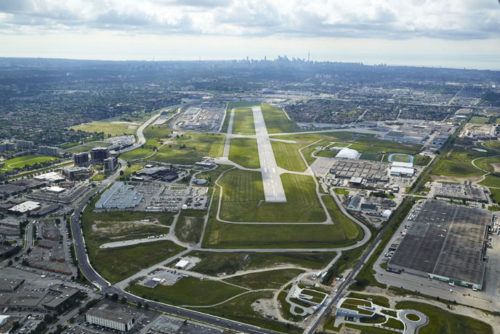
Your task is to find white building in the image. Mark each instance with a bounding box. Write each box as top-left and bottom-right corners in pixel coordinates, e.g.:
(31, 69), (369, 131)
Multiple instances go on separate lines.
(86, 306), (135, 332)
(335, 148), (361, 160)
(9, 201), (41, 214)
(390, 161), (414, 177)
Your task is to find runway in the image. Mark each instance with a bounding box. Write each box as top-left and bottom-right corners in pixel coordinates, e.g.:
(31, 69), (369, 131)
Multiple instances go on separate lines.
(252, 106), (287, 202)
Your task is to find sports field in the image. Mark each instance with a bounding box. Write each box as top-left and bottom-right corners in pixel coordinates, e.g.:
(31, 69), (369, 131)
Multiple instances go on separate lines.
(218, 170), (326, 222)
(229, 138), (260, 168)
(2, 155), (58, 171)
(232, 108), (255, 135)
(71, 121), (138, 136)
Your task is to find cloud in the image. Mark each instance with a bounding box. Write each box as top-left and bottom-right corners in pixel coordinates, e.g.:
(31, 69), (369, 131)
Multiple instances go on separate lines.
(0, 0), (498, 40)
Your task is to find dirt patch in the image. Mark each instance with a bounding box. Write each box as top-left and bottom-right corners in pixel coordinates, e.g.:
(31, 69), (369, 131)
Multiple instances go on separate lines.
(492, 163), (500, 173)
(91, 219), (168, 237)
(251, 297), (281, 321)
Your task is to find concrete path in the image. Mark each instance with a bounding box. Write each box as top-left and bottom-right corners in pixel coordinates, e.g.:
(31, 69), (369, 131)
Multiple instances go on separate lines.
(252, 106), (287, 203)
(99, 235), (170, 249)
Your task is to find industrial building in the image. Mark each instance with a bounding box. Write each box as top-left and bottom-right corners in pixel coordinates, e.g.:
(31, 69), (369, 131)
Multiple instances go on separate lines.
(329, 158), (389, 187)
(390, 161), (414, 177)
(86, 303), (136, 332)
(73, 152), (89, 167)
(34, 172), (65, 183)
(335, 148), (361, 160)
(388, 200), (491, 290)
(137, 166), (178, 181)
(90, 147), (109, 163)
(432, 182), (489, 203)
(95, 182), (142, 209)
(62, 166), (92, 180)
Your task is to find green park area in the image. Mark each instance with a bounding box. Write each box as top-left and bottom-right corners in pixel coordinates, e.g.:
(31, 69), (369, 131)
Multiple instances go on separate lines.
(229, 138), (260, 168)
(395, 301), (492, 334)
(218, 170), (325, 222)
(232, 108), (255, 135)
(271, 140), (307, 172)
(1, 155), (58, 171)
(71, 120), (138, 137)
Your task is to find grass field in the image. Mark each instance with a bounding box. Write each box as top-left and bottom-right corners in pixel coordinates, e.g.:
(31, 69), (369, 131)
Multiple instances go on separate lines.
(66, 141), (112, 153)
(271, 141), (307, 172)
(261, 103), (298, 134)
(202, 291), (302, 333)
(470, 116), (489, 124)
(479, 175), (500, 188)
(218, 170), (325, 222)
(1, 155), (58, 171)
(225, 269), (304, 289)
(189, 251), (336, 276)
(432, 146), (488, 177)
(203, 187), (363, 248)
(232, 108), (255, 135)
(474, 155), (500, 173)
(153, 132), (225, 164)
(347, 293), (390, 307)
(228, 138), (260, 168)
(81, 194), (178, 282)
(93, 240), (184, 283)
(221, 102), (260, 133)
(71, 121), (138, 136)
(489, 188), (500, 203)
(395, 301), (492, 334)
(129, 277), (245, 306)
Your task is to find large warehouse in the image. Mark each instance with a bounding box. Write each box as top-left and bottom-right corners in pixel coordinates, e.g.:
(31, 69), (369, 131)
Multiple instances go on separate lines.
(388, 200), (491, 290)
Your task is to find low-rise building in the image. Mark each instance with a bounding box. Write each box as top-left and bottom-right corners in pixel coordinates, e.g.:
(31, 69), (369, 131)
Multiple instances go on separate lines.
(86, 304), (135, 332)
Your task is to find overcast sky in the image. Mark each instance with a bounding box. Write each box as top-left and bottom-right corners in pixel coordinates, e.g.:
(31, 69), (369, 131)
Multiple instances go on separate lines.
(0, 0), (499, 69)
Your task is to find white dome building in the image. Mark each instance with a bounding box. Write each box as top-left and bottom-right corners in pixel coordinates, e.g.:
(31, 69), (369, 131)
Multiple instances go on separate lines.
(335, 148), (361, 160)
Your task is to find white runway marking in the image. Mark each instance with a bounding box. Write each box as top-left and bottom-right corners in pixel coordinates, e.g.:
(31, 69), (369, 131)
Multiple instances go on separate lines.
(252, 106), (287, 202)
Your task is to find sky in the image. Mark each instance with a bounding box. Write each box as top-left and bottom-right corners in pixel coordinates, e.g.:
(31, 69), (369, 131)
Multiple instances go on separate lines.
(0, 0), (499, 69)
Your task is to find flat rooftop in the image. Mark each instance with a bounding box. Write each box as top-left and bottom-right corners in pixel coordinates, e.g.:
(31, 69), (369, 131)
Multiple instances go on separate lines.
(389, 200), (490, 286)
